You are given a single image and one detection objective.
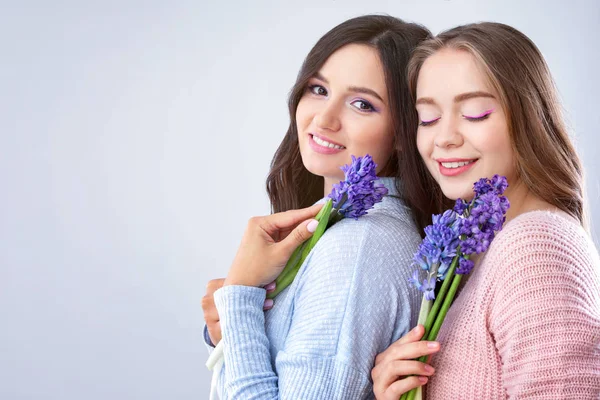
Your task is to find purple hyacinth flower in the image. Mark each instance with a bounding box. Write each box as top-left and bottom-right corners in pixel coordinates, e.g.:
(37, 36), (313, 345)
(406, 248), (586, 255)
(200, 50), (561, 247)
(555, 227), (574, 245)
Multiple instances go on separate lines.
(408, 270), (422, 291)
(421, 276), (436, 301)
(328, 154), (388, 220)
(454, 199), (468, 215)
(490, 174), (508, 195)
(473, 178), (493, 196)
(456, 258), (474, 275)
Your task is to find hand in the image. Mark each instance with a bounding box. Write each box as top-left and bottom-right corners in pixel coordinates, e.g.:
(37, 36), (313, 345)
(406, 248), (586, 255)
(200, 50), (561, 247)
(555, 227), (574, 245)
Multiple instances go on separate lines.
(224, 204), (322, 288)
(202, 278), (225, 345)
(371, 325), (440, 399)
(202, 279), (278, 345)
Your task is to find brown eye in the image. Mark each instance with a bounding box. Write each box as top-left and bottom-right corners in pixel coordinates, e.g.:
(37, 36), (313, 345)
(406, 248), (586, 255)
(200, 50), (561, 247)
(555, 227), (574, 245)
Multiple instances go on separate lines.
(350, 99), (375, 112)
(309, 85), (327, 96)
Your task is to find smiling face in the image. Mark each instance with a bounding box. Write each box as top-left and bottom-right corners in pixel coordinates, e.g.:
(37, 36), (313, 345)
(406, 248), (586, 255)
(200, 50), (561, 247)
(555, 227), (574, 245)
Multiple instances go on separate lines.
(295, 43), (394, 190)
(415, 48), (517, 201)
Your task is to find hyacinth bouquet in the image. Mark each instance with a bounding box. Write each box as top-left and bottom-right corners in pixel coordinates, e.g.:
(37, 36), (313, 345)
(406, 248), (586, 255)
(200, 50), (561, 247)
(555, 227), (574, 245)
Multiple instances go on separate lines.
(206, 155), (388, 397)
(402, 175), (510, 400)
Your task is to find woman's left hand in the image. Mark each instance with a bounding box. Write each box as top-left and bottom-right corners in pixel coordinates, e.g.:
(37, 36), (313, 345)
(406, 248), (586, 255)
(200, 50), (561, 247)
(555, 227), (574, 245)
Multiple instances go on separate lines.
(224, 203), (322, 288)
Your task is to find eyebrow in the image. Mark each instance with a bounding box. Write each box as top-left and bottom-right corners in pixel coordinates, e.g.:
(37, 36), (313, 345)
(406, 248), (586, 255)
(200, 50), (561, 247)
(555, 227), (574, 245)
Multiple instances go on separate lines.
(313, 72), (385, 103)
(416, 91), (496, 106)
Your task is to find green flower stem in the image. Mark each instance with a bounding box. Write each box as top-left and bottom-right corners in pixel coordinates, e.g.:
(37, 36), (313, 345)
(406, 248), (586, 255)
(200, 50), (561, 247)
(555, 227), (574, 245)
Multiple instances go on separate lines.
(405, 386), (420, 400)
(427, 273), (463, 342)
(417, 296), (432, 327)
(415, 255), (459, 363)
(268, 242), (307, 299)
(300, 199), (332, 260)
(266, 199), (333, 299)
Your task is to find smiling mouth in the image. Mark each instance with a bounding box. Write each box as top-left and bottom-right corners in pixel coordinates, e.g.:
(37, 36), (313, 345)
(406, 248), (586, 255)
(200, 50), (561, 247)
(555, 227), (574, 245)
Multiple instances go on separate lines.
(439, 160), (476, 169)
(310, 134), (346, 150)
(436, 159), (478, 177)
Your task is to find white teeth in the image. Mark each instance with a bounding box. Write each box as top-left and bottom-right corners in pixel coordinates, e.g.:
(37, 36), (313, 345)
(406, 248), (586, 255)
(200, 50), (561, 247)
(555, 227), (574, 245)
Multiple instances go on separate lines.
(441, 160), (474, 168)
(312, 135), (345, 149)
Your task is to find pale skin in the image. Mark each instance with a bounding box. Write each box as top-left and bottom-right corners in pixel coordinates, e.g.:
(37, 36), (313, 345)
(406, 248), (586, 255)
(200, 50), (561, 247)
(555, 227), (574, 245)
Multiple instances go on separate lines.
(372, 48), (559, 399)
(201, 43), (432, 378)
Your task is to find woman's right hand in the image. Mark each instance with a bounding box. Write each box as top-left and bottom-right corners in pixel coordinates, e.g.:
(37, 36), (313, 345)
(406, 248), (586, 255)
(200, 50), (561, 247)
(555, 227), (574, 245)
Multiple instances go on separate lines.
(371, 325), (440, 399)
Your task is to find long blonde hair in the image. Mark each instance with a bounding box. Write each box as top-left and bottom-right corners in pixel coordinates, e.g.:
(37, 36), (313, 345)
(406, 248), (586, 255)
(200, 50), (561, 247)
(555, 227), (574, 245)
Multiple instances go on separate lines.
(407, 22), (587, 227)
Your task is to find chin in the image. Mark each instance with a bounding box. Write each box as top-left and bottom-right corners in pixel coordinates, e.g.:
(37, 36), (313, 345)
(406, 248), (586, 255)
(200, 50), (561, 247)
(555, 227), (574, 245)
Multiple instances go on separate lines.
(301, 155), (336, 177)
(439, 184), (475, 202)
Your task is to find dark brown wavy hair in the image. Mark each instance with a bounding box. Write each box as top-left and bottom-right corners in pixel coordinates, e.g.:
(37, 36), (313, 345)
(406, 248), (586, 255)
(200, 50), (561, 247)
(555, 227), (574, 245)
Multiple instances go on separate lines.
(266, 15), (442, 232)
(407, 22), (587, 227)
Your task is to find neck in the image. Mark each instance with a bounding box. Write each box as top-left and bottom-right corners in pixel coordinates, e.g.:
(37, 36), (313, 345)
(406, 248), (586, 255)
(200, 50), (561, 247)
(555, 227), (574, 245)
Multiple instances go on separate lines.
(323, 177), (337, 197)
(502, 179), (555, 223)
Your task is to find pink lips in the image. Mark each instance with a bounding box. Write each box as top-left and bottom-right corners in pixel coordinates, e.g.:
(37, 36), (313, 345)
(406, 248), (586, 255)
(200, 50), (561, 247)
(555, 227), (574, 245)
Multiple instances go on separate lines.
(437, 158), (478, 177)
(308, 133), (345, 155)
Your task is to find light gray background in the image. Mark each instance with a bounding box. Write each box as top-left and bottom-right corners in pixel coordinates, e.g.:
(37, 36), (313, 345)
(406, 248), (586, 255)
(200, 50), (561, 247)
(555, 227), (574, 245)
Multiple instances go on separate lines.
(1, 1), (598, 399)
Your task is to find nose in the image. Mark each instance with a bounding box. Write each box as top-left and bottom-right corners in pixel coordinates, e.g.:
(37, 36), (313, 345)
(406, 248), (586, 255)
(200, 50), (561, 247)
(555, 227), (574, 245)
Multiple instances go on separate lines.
(314, 101), (341, 132)
(434, 116), (463, 148)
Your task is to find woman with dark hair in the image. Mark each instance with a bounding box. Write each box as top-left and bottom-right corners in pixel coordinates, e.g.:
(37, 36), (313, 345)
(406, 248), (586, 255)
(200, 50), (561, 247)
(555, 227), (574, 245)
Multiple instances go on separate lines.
(371, 22), (600, 399)
(201, 15), (439, 399)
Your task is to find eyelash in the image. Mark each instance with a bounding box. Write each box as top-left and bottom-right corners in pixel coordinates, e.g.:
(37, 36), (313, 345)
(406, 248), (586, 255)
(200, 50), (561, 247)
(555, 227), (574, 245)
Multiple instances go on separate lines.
(463, 112), (492, 122)
(307, 84), (376, 113)
(419, 112), (492, 126)
(419, 117), (440, 127)
(351, 99), (375, 112)
(308, 84), (328, 97)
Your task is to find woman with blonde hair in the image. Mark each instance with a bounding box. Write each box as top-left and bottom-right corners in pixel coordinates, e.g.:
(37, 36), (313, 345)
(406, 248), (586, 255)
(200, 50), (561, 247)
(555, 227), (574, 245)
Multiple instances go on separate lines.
(372, 22), (600, 399)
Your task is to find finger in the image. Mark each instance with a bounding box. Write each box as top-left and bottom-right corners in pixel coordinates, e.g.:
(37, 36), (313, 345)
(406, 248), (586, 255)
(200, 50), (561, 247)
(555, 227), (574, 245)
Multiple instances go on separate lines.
(277, 218), (319, 256)
(201, 295), (218, 318)
(372, 360), (430, 395)
(263, 298), (274, 310)
(372, 359), (434, 380)
(260, 204), (323, 235)
(207, 321), (222, 345)
(375, 325), (438, 366)
(381, 341), (440, 366)
(264, 281), (276, 293)
(375, 325), (426, 366)
(206, 278), (226, 294)
(395, 325), (426, 346)
(385, 376), (428, 398)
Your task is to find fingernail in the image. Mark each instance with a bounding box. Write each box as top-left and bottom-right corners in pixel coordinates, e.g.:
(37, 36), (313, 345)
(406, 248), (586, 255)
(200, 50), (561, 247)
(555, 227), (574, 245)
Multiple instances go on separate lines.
(424, 364), (434, 373)
(307, 219), (318, 233)
(418, 376), (428, 383)
(263, 299), (274, 309)
(264, 282), (276, 291)
(427, 342), (440, 349)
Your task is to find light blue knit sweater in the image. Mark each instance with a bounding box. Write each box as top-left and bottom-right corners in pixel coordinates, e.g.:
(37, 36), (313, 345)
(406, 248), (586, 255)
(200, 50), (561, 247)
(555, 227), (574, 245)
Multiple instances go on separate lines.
(210, 178), (422, 399)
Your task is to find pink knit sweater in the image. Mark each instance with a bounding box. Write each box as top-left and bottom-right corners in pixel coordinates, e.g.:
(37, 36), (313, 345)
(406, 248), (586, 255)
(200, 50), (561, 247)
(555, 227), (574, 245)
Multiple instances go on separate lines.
(427, 210), (600, 399)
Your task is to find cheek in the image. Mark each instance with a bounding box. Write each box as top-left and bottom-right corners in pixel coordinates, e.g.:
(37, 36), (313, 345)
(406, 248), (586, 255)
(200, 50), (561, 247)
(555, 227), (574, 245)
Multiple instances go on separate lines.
(359, 119), (394, 160)
(295, 97), (312, 129)
(477, 124), (513, 171)
(416, 130), (430, 160)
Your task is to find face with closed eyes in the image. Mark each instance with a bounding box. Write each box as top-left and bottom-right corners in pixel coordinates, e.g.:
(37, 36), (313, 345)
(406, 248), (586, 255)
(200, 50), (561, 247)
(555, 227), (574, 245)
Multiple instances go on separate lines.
(415, 48), (517, 201)
(296, 43), (394, 191)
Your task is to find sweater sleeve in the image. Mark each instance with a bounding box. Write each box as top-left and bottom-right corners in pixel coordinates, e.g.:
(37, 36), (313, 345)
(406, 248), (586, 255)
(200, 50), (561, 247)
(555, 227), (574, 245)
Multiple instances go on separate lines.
(488, 214), (600, 399)
(214, 209), (422, 399)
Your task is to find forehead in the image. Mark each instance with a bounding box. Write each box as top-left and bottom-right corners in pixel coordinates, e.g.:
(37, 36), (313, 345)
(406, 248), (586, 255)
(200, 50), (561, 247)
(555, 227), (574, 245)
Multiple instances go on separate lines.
(416, 48), (495, 98)
(319, 44), (387, 92)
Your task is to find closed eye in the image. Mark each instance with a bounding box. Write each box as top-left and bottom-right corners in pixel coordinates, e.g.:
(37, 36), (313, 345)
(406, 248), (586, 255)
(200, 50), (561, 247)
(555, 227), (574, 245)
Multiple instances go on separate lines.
(419, 117), (440, 127)
(463, 109), (494, 122)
